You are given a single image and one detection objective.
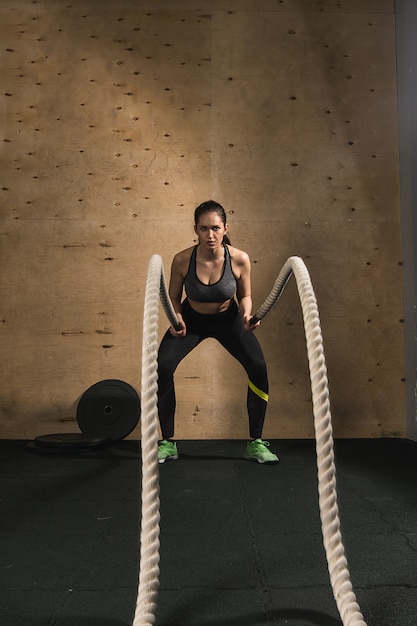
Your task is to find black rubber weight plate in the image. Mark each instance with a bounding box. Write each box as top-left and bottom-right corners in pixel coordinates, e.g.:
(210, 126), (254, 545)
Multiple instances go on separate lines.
(77, 379), (141, 441)
(34, 433), (107, 448)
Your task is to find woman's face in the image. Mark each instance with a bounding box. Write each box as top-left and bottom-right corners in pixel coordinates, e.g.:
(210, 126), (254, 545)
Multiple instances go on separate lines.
(194, 211), (228, 250)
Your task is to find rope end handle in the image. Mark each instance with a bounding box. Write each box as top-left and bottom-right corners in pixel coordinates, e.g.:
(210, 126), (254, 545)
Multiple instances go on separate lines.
(249, 315), (260, 326)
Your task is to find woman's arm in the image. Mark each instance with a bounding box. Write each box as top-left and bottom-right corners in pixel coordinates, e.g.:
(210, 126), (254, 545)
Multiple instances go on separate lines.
(234, 250), (260, 331)
(168, 252), (188, 336)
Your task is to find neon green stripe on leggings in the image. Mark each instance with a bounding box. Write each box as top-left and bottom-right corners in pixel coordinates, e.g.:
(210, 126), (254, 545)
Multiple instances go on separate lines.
(248, 379), (269, 402)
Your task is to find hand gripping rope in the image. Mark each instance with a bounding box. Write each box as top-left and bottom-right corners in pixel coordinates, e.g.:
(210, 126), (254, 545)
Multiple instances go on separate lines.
(133, 254), (367, 626)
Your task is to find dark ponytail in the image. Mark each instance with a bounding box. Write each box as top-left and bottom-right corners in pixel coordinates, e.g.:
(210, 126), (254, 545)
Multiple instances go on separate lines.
(194, 200), (231, 245)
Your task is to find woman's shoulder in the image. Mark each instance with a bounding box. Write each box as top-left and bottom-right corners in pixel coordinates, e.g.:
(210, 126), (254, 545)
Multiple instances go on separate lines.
(172, 246), (195, 273)
(227, 244), (250, 266)
(173, 245), (195, 262)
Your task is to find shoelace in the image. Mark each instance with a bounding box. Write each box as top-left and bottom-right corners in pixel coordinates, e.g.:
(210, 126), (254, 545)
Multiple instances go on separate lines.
(255, 440), (270, 448)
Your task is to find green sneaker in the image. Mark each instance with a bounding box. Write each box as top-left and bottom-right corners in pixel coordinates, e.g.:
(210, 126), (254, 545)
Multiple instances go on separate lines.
(244, 439), (279, 464)
(158, 440), (179, 464)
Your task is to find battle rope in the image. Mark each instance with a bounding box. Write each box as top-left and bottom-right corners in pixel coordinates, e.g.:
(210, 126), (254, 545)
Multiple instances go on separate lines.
(133, 254), (367, 626)
(133, 255), (164, 626)
(252, 256), (367, 626)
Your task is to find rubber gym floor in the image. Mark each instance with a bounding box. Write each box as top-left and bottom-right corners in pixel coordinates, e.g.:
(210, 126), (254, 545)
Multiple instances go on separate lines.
(1, 438), (417, 626)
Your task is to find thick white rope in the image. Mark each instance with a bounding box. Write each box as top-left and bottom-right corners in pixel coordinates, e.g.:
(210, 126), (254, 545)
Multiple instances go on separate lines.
(253, 256), (366, 626)
(133, 255), (165, 626)
(133, 254), (367, 626)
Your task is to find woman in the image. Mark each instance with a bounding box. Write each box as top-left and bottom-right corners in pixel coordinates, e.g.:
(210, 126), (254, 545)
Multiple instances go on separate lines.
(157, 200), (278, 464)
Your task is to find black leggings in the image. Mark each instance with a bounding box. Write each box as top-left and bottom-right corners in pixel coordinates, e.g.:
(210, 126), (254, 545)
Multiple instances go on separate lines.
(157, 299), (269, 440)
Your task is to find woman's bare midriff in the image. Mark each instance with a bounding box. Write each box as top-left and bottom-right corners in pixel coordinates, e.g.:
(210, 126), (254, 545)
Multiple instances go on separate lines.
(187, 298), (233, 314)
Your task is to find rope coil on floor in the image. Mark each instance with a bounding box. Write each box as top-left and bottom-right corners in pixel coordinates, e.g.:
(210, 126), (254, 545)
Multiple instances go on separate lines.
(133, 254), (367, 626)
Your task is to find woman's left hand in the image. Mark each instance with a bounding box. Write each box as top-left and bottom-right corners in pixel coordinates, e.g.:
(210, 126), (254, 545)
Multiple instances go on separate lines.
(243, 314), (260, 332)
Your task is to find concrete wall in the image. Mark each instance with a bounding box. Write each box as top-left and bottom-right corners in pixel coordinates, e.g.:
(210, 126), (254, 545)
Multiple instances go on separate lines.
(0, 0), (404, 440)
(395, 0), (417, 441)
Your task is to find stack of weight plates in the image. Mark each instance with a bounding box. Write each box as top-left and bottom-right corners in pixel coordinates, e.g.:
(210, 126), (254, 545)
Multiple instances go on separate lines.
(27, 379), (141, 454)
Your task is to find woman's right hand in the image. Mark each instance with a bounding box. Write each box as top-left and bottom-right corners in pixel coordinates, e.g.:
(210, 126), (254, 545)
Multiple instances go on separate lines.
(170, 314), (186, 337)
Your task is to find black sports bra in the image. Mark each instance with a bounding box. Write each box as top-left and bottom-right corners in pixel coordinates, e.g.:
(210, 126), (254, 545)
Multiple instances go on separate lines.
(184, 245), (236, 303)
